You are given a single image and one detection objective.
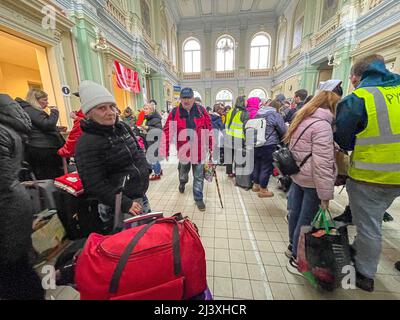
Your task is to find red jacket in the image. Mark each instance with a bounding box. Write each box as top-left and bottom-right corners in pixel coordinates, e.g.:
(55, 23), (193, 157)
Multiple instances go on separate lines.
(136, 110), (145, 126)
(57, 110), (85, 158)
(160, 104), (213, 163)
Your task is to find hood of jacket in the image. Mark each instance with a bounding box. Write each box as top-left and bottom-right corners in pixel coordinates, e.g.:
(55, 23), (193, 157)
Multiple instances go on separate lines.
(145, 111), (162, 121)
(0, 94), (31, 134)
(257, 106), (276, 117)
(359, 60), (400, 88)
(246, 97), (261, 119)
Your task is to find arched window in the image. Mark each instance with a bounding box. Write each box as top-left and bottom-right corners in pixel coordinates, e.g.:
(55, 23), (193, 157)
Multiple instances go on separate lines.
(216, 36), (235, 71)
(249, 89), (268, 100)
(292, 0), (306, 50)
(140, 0), (152, 38)
(183, 38), (201, 73)
(216, 89), (233, 106)
(250, 33), (271, 69)
(193, 90), (202, 100)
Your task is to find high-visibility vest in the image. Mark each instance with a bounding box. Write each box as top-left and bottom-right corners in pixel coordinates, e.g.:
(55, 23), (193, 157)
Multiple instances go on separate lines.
(349, 85), (400, 185)
(225, 109), (245, 139)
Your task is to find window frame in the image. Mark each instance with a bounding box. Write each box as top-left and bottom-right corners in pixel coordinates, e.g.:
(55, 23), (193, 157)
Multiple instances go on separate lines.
(183, 38), (201, 73)
(250, 33), (271, 70)
(216, 35), (236, 72)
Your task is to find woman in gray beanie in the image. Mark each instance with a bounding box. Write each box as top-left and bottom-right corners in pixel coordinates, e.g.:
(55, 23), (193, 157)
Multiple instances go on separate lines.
(75, 81), (151, 227)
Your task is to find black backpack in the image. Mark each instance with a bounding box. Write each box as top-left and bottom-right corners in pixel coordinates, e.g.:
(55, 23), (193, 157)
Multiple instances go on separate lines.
(273, 120), (329, 176)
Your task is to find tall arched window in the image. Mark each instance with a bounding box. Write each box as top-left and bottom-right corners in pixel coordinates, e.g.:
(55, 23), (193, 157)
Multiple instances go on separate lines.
(216, 36), (235, 71)
(249, 89), (268, 100)
(292, 0), (306, 50)
(250, 33), (271, 69)
(216, 89), (233, 106)
(183, 38), (201, 73)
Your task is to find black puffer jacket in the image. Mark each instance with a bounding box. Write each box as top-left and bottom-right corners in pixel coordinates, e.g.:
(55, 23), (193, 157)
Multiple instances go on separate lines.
(0, 94), (33, 263)
(75, 119), (151, 213)
(15, 98), (64, 149)
(144, 111), (162, 156)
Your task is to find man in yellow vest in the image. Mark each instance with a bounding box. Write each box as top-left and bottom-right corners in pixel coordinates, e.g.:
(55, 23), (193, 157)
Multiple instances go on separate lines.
(225, 95), (249, 178)
(335, 55), (400, 292)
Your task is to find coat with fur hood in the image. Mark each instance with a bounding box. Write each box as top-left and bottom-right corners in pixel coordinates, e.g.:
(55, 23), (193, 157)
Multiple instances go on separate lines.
(289, 108), (337, 201)
(0, 94), (34, 263)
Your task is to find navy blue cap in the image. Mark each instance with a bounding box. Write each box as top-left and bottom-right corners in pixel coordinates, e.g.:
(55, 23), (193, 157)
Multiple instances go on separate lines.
(180, 88), (194, 98)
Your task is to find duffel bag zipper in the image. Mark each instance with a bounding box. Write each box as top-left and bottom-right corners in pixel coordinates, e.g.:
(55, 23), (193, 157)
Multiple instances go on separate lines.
(98, 242), (171, 260)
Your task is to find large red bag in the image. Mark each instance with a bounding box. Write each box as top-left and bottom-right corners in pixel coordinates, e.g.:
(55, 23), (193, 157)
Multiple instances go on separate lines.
(75, 216), (207, 300)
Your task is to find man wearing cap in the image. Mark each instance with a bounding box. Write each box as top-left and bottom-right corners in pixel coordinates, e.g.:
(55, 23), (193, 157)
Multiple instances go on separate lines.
(334, 55), (400, 292)
(75, 81), (151, 228)
(160, 87), (213, 211)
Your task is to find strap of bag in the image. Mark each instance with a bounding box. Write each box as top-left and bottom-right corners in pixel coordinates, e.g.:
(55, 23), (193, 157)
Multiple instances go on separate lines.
(291, 120), (329, 150)
(108, 218), (182, 294)
(291, 119), (330, 168)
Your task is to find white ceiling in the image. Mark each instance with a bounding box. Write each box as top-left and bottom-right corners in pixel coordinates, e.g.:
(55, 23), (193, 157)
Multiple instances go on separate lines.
(168, 0), (281, 19)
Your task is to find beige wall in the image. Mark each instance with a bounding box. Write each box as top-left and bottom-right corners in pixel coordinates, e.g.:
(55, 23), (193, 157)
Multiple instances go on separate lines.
(0, 62), (42, 99)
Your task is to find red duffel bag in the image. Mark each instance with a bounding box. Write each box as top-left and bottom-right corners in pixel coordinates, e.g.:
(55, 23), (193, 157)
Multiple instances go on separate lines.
(75, 216), (207, 300)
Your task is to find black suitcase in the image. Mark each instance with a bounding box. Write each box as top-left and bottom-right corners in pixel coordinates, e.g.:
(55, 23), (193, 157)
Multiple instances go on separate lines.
(234, 149), (253, 190)
(54, 190), (105, 240)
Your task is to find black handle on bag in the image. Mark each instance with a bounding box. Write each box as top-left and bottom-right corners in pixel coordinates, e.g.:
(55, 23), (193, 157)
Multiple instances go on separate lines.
(108, 219), (182, 295)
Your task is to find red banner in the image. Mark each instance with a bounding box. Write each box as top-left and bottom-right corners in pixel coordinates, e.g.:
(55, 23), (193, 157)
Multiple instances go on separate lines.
(114, 60), (141, 93)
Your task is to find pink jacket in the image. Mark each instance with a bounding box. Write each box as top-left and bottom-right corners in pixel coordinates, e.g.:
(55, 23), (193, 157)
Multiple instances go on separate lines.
(246, 97), (260, 120)
(289, 108), (337, 201)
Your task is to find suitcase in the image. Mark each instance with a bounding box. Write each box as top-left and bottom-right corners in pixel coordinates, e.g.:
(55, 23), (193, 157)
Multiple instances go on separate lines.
(54, 190), (104, 240)
(22, 179), (58, 215)
(234, 149), (253, 190)
(75, 215), (207, 300)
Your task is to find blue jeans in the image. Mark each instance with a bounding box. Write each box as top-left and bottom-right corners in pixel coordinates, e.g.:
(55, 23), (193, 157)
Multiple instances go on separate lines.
(347, 179), (400, 279)
(288, 182), (321, 258)
(178, 163), (204, 202)
(152, 161), (162, 175)
(253, 145), (276, 189)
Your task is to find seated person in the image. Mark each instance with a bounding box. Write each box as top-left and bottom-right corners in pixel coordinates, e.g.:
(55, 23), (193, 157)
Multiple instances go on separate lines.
(75, 81), (151, 229)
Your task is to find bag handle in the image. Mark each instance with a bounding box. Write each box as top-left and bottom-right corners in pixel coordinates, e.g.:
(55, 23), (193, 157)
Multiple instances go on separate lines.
(108, 218), (182, 295)
(312, 208), (336, 234)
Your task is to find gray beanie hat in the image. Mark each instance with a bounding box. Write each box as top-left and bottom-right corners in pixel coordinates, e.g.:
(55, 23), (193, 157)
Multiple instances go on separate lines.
(79, 80), (116, 114)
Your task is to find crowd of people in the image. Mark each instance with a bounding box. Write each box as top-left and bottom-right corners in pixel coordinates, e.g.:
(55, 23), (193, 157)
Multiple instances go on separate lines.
(0, 53), (399, 299)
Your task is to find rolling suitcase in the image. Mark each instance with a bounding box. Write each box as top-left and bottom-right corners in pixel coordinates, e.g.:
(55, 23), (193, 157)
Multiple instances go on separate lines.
(20, 167), (58, 215)
(234, 149), (253, 190)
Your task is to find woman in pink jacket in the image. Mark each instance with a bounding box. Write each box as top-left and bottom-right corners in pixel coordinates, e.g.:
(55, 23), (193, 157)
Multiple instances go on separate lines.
(246, 97), (260, 120)
(284, 90), (340, 275)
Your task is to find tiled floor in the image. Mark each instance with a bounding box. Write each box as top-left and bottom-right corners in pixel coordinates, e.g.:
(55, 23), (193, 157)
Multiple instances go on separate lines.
(47, 157), (400, 300)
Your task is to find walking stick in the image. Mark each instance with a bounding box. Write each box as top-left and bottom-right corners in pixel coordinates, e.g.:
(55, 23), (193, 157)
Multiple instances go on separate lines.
(214, 168), (224, 209)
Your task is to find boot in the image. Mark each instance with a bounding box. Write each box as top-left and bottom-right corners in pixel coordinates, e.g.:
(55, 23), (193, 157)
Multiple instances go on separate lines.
(383, 212), (394, 222)
(258, 188), (274, 198)
(252, 184), (261, 192)
(333, 206), (353, 224)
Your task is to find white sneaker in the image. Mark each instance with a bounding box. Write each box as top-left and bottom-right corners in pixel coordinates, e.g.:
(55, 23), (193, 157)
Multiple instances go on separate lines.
(286, 258), (303, 277)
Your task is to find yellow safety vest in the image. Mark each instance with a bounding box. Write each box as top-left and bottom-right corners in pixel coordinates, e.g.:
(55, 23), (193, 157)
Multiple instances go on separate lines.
(349, 85), (400, 185)
(225, 109), (245, 139)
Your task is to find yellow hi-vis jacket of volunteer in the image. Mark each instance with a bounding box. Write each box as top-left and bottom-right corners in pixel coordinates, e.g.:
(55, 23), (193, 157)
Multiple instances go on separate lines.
(225, 109), (245, 139)
(349, 86), (400, 185)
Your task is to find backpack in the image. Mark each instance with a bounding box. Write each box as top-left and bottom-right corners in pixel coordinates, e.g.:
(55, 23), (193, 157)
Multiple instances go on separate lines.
(272, 120), (329, 176)
(245, 111), (276, 147)
(245, 118), (268, 147)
